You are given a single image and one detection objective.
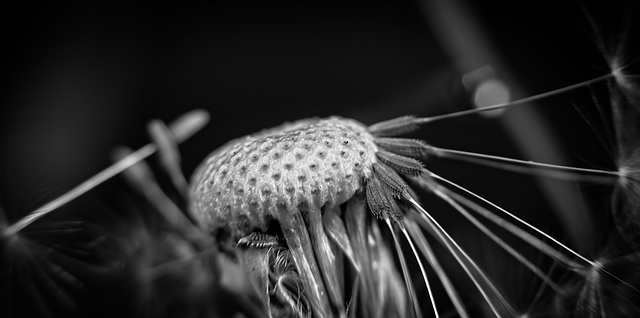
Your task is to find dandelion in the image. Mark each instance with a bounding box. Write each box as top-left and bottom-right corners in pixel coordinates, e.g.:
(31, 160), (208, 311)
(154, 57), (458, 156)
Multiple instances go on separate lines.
(188, 63), (639, 316)
(94, 112), (267, 318)
(1, 111), (265, 318)
(3, 4), (640, 318)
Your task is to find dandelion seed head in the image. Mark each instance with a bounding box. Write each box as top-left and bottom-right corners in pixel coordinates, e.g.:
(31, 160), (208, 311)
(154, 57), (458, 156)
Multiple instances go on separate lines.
(191, 117), (379, 239)
(188, 113), (442, 316)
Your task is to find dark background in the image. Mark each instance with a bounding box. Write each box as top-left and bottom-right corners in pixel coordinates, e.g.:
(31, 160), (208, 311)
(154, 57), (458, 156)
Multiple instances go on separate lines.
(1, 0), (638, 316)
(0, 0), (623, 205)
(0, 0), (637, 274)
(2, 0), (632, 231)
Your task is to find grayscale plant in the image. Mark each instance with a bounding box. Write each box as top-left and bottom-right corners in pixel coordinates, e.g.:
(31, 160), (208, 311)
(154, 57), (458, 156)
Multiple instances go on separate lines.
(1, 2), (639, 318)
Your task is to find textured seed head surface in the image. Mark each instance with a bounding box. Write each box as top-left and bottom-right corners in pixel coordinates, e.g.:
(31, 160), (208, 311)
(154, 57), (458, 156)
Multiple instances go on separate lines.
(190, 117), (379, 238)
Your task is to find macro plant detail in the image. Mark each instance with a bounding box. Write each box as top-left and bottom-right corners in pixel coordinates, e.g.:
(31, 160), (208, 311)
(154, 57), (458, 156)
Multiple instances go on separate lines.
(187, 66), (640, 316)
(2, 2), (640, 318)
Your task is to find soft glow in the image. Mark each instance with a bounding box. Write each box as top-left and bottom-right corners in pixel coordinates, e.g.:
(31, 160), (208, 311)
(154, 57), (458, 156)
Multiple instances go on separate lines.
(473, 78), (511, 117)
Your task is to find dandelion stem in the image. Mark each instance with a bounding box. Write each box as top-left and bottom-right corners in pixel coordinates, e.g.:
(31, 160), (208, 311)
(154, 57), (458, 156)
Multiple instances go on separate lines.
(278, 210), (332, 318)
(113, 147), (205, 243)
(4, 143), (154, 236)
(398, 225), (440, 318)
(323, 207), (361, 273)
(385, 219), (423, 318)
(3, 110), (209, 236)
(148, 120), (191, 199)
(600, 266), (640, 294)
(429, 184), (563, 292)
(405, 220), (469, 318)
(307, 207), (345, 315)
(417, 74), (612, 123)
(429, 174), (640, 295)
(405, 193), (517, 318)
(428, 146), (620, 184)
(428, 171), (595, 267)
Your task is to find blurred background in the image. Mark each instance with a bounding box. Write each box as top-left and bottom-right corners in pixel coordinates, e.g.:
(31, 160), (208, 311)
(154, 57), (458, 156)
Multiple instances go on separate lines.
(2, 0), (628, 237)
(0, 0), (637, 314)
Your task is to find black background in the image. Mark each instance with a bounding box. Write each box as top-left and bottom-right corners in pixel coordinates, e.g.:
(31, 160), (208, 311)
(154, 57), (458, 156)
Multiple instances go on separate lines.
(2, 0), (637, 251)
(1, 0), (639, 316)
(2, 0), (637, 244)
